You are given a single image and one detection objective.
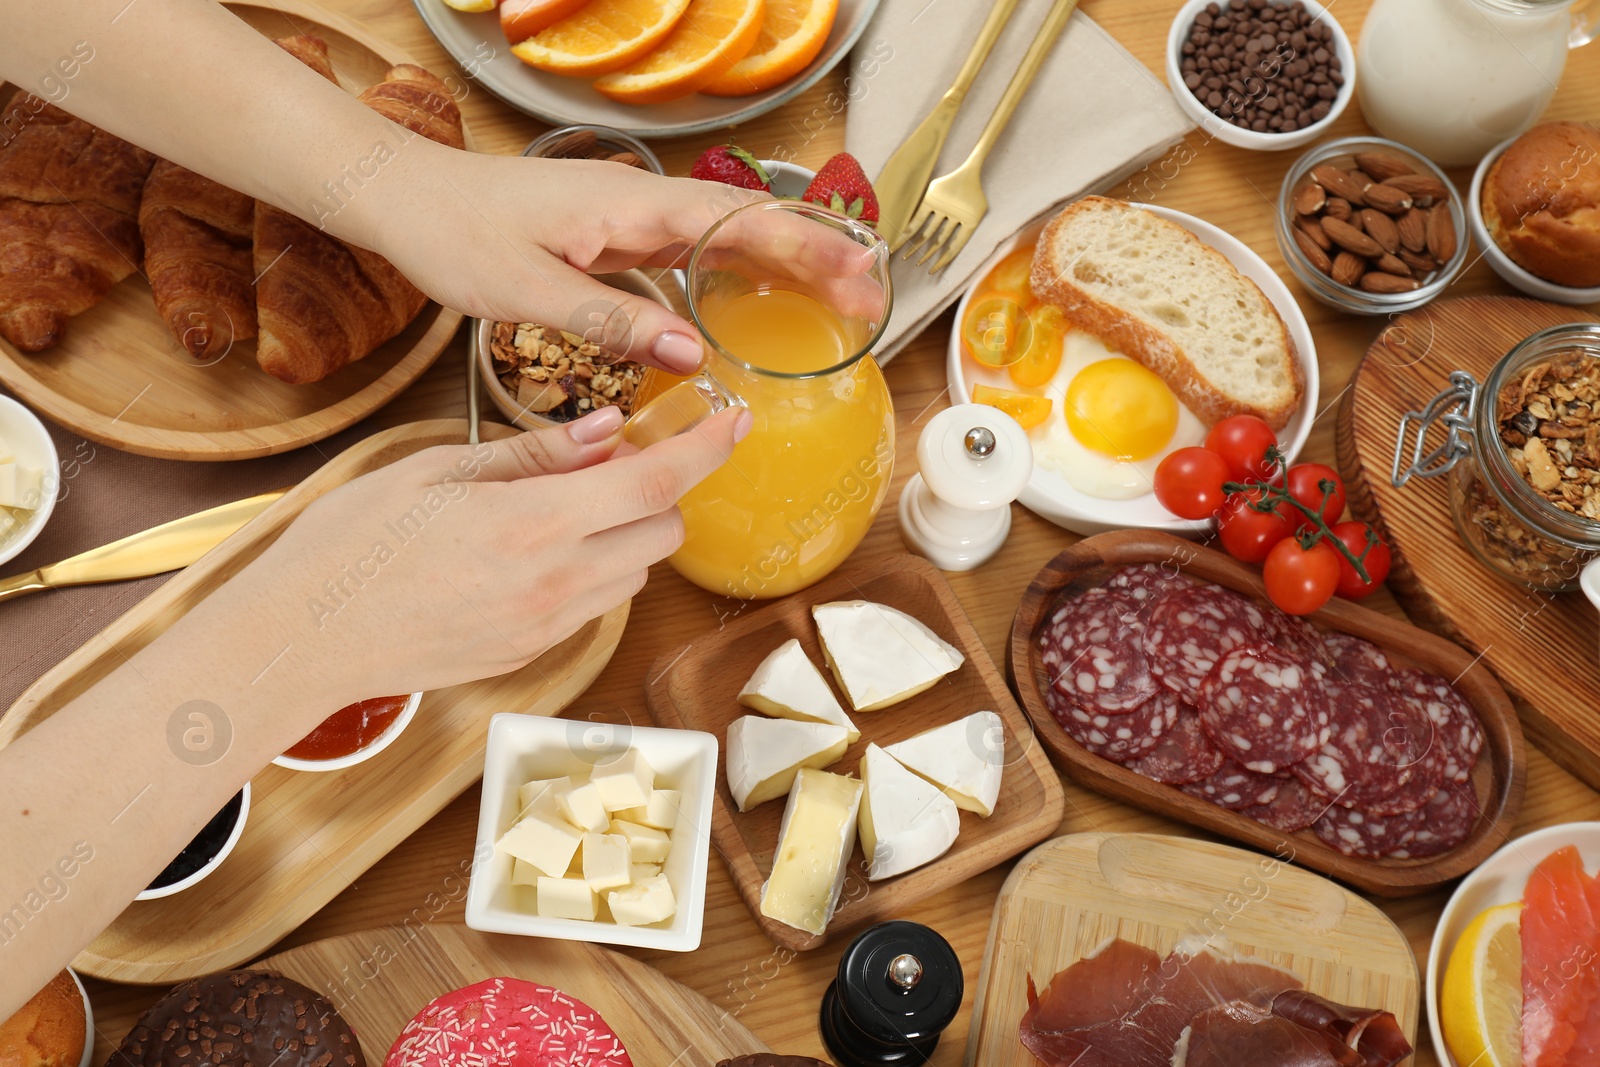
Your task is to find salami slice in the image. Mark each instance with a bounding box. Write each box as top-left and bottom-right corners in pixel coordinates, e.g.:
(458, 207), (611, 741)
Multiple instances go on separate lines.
(1126, 706), (1226, 785)
(1259, 610), (1333, 671)
(1196, 645), (1330, 773)
(1242, 775), (1327, 833)
(1292, 680), (1423, 809)
(1314, 782), (1480, 859)
(1181, 760), (1281, 810)
(1102, 563), (1196, 605)
(1320, 632), (1394, 688)
(1388, 668), (1484, 784)
(1142, 587), (1268, 702)
(1038, 588), (1157, 714)
(1049, 685), (1181, 761)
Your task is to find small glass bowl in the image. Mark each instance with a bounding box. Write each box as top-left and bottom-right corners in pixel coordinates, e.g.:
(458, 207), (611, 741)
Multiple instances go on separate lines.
(522, 124), (665, 175)
(1276, 136), (1470, 315)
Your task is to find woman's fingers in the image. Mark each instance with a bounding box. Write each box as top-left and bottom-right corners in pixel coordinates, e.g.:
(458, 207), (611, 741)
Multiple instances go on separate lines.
(462, 407), (627, 483)
(583, 508), (686, 573)
(547, 265), (705, 375)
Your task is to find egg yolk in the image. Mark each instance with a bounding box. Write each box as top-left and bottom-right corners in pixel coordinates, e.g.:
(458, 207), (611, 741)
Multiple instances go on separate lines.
(1064, 359), (1179, 461)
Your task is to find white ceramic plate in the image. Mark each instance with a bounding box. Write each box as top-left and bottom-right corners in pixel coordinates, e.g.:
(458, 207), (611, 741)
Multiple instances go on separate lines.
(1426, 822), (1600, 1067)
(411, 0), (884, 138)
(1470, 136), (1600, 306)
(946, 203), (1319, 536)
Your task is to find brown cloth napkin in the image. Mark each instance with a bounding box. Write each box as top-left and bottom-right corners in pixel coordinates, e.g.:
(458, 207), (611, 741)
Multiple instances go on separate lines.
(847, 0), (1193, 362)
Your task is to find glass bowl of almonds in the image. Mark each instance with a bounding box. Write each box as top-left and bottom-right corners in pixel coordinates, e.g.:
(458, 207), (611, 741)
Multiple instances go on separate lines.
(1276, 136), (1470, 314)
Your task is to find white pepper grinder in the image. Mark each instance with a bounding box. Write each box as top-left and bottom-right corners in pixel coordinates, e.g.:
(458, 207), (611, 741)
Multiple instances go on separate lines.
(898, 403), (1032, 571)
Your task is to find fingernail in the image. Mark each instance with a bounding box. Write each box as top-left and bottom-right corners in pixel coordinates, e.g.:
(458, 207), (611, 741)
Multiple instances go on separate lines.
(567, 405), (624, 444)
(652, 331), (703, 375)
(733, 407), (754, 443)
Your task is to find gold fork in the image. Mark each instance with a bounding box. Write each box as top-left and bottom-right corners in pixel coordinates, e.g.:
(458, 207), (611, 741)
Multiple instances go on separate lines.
(892, 0), (1082, 273)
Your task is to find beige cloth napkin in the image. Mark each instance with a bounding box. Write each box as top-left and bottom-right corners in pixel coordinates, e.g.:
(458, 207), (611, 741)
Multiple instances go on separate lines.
(848, 0), (1193, 362)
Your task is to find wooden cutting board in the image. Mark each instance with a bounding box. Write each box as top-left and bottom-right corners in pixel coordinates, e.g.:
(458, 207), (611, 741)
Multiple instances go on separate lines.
(1338, 295), (1600, 789)
(962, 833), (1420, 1067)
(256, 924), (769, 1065)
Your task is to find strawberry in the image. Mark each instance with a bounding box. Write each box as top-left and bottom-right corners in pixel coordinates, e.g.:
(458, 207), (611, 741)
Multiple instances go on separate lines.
(689, 144), (772, 191)
(801, 153), (878, 226)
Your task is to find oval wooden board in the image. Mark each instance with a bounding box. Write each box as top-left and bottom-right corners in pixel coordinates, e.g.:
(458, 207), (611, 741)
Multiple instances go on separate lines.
(255, 924), (769, 1065)
(1007, 529), (1525, 897)
(0, 0), (474, 461)
(1337, 296), (1600, 791)
(962, 833), (1420, 1067)
(0, 420), (629, 983)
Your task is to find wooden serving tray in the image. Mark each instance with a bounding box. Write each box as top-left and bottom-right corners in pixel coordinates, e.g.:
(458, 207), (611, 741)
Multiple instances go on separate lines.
(644, 553), (1067, 952)
(962, 833), (1419, 1067)
(256, 924), (769, 1065)
(0, 0), (471, 461)
(1007, 530), (1524, 897)
(1338, 295), (1600, 791)
(0, 420), (628, 983)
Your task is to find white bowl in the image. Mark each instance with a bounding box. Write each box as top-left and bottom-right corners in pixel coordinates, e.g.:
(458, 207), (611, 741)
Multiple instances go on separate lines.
(136, 783), (250, 901)
(0, 394), (58, 567)
(1470, 136), (1600, 306)
(1165, 0), (1356, 152)
(271, 692), (422, 772)
(947, 204), (1319, 537)
(1426, 821), (1600, 1067)
(762, 159), (816, 200)
(465, 714), (717, 952)
(67, 969), (93, 1067)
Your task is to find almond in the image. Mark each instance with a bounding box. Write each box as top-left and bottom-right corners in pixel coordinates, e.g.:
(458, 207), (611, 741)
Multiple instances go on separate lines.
(1331, 251), (1366, 287)
(1360, 272), (1422, 294)
(1383, 174), (1449, 206)
(1376, 253), (1413, 277)
(1322, 216), (1385, 258)
(1294, 215), (1333, 252)
(1399, 248), (1438, 274)
(1294, 182), (1327, 215)
(1426, 202), (1458, 262)
(1354, 151), (1416, 181)
(1364, 183), (1415, 216)
(1293, 227), (1334, 274)
(1360, 209), (1401, 254)
(1324, 196), (1353, 221)
(1309, 164), (1370, 206)
(1397, 208), (1428, 253)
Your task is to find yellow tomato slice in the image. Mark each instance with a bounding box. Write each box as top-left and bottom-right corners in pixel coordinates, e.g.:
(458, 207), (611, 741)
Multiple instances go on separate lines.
(979, 245), (1035, 304)
(971, 383), (1052, 429)
(1007, 303), (1066, 387)
(961, 295), (1032, 368)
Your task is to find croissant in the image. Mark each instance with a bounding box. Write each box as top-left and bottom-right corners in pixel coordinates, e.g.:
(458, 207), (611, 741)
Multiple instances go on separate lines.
(254, 64), (464, 384)
(138, 35), (339, 361)
(0, 92), (155, 351)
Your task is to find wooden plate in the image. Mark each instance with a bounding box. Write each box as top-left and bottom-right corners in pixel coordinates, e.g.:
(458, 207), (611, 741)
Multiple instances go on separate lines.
(0, 420), (628, 983)
(645, 553), (1067, 952)
(255, 924), (769, 1065)
(1007, 529), (1525, 897)
(1338, 295), (1600, 790)
(0, 0), (473, 461)
(962, 833), (1420, 1067)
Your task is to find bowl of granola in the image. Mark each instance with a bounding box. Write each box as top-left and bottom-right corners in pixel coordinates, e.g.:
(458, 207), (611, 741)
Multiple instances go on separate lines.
(474, 269), (674, 430)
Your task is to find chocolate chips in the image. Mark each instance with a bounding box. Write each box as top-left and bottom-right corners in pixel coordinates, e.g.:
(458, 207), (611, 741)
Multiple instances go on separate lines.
(1178, 0), (1344, 134)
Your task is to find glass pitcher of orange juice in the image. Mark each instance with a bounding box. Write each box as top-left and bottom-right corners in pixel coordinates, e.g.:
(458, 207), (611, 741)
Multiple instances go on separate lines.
(625, 200), (895, 600)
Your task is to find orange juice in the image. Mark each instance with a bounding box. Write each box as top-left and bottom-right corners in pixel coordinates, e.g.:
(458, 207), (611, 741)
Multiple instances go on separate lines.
(642, 288), (895, 599)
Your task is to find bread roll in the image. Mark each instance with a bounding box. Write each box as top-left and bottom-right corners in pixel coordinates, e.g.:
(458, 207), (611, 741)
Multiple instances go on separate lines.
(0, 970), (85, 1067)
(1482, 121), (1600, 289)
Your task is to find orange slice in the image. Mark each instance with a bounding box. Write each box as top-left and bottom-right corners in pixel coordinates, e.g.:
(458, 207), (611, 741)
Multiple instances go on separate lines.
(972, 384), (1052, 430)
(700, 0), (837, 96)
(592, 0), (765, 105)
(511, 0), (691, 77)
(501, 0), (594, 43)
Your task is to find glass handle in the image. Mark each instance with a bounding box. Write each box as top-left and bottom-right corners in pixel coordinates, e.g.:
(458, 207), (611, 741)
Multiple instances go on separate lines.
(1572, 0), (1600, 47)
(1391, 371), (1480, 487)
(623, 373), (744, 449)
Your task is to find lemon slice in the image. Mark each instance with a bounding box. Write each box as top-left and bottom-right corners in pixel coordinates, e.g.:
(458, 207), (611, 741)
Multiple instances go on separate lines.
(443, 0), (496, 11)
(1441, 901), (1523, 1067)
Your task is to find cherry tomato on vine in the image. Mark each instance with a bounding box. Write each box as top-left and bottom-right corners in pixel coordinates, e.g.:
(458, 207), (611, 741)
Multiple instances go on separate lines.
(1329, 521), (1393, 599)
(1205, 415), (1280, 483)
(1217, 488), (1295, 562)
(1285, 463), (1347, 529)
(1263, 537), (1341, 615)
(1153, 447), (1230, 520)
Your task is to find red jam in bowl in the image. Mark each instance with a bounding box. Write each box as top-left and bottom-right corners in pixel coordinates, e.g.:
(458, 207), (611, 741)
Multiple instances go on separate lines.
(284, 695), (409, 762)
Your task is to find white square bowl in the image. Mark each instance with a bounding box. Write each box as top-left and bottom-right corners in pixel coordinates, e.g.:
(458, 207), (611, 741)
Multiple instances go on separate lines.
(465, 713), (717, 952)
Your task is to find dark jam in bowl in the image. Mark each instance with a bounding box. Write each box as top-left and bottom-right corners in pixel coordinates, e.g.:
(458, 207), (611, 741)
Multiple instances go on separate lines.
(284, 695), (409, 762)
(149, 789), (244, 891)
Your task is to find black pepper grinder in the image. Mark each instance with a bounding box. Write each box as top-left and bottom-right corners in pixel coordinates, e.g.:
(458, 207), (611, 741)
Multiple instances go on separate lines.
(819, 921), (963, 1066)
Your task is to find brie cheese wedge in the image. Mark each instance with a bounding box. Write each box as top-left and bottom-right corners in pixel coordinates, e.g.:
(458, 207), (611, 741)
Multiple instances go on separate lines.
(759, 767), (862, 935)
(883, 710), (1004, 817)
(858, 743), (961, 880)
(738, 639), (860, 743)
(811, 601), (964, 711)
(725, 715), (849, 812)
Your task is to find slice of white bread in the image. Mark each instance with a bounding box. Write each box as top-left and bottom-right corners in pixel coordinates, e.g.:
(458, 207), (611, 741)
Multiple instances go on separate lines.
(1029, 196), (1303, 430)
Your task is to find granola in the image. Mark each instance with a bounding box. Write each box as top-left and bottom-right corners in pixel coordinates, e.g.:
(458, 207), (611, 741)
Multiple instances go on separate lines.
(1496, 352), (1600, 518)
(489, 320), (643, 423)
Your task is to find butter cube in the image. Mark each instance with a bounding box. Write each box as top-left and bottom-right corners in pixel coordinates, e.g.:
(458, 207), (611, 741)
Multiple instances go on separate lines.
(630, 862), (662, 884)
(511, 858), (541, 887)
(0, 434), (12, 463)
(495, 813), (582, 878)
(608, 872), (675, 926)
(517, 776), (571, 818)
(591, 749), (654, 811)
(615, 789), (681, 831)
(537, 876), (598, 920)
(582, 832), (632, 890)
(0, 465), (40, 510)
(557, 782), (610, 834)
(760, 767), (862, 935)
(608, 818), (671, 863)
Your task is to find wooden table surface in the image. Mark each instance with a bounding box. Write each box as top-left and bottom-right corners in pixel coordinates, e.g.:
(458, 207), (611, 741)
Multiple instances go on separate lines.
(79, 1), (1600, 1064)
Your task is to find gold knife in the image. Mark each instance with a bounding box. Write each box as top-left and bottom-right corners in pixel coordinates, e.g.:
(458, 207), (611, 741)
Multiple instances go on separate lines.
(874, 0), (1025, 246)
(0, 489), (286, 603)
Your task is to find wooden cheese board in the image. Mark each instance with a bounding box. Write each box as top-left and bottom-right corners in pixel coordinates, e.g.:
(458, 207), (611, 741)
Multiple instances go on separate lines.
(256, 923), (770, 1064)
(1007, 529), (1524, 897)
(0, 0), (472, 461)
(644, 553), (1067, 953)
(1338, 295), (1600, 790)
(962, 833), (1420, 1067)
(0, 421), (628, 983)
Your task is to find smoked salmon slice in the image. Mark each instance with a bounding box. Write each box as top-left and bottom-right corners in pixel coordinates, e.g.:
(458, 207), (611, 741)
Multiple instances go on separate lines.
(1522, 845), (1600, 1067)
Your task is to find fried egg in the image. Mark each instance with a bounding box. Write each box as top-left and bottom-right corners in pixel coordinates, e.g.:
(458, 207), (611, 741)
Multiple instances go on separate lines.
(1028, 331), (1206, 500)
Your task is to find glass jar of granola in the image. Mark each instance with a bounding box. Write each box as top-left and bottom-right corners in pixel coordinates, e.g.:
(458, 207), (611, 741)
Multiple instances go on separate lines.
(1393, 323), (1600, 591)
